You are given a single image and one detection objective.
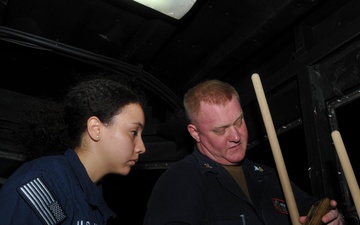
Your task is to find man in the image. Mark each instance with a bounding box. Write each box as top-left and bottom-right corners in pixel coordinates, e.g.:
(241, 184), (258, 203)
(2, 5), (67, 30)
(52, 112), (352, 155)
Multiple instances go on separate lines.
(143, 79), (344, 225)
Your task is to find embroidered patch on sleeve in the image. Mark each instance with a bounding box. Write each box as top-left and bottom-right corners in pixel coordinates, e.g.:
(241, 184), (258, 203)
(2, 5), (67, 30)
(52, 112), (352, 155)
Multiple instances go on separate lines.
(17, 177), (67, 225)
(272, 198), (288, 215)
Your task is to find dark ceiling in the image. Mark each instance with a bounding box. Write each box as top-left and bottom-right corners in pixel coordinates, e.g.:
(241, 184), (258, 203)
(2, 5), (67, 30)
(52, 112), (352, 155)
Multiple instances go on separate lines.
(0, 0), (339, 164)
(1, 0), (328, 98)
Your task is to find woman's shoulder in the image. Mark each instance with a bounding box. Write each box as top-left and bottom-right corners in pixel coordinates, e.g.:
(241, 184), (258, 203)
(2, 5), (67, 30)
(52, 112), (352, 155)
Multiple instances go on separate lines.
(21, 154), (68, 171)
(4, 154), (71, 188)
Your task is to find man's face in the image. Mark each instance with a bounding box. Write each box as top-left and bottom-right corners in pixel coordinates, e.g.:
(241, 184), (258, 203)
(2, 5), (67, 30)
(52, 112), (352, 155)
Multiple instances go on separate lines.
(188, 96), (248, 165)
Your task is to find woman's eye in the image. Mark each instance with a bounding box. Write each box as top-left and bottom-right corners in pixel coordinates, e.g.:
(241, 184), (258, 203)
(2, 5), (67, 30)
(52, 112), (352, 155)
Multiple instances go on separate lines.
(132, 130), (138, 136)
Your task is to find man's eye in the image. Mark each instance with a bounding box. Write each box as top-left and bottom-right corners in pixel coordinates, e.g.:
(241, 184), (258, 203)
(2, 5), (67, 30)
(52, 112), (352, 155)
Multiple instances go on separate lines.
(235, 116), (244, 126)
(214, 129), (226, 135)
(235, 120), (243, 127)
(132, 131), (138, 136)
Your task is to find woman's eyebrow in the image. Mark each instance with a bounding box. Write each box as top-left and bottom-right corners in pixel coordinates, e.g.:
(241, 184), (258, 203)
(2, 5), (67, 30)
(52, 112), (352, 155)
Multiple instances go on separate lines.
(133, 122), (144, 129)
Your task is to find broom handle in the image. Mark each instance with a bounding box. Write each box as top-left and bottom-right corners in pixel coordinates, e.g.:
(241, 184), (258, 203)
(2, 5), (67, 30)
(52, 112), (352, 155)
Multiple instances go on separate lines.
(331, 130), (360, 217)
(251, 73), (301, 225)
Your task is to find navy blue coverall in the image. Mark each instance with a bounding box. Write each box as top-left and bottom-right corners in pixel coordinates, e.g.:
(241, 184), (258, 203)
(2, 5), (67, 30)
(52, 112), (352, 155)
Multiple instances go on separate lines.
(0, 149), (115, 225)
(144, 148), (317, 225)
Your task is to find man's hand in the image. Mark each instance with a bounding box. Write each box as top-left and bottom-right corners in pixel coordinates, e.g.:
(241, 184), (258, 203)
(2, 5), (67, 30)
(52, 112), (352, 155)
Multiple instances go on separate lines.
(299, 200), (344, 225)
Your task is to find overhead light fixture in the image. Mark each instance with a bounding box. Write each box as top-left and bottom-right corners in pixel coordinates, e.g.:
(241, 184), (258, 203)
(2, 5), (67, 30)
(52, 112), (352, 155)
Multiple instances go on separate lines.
(133, 0), (196, 20)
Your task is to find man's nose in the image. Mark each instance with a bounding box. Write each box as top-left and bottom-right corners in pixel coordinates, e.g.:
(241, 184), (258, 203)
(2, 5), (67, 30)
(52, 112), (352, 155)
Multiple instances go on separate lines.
(229, 126), (241, 142)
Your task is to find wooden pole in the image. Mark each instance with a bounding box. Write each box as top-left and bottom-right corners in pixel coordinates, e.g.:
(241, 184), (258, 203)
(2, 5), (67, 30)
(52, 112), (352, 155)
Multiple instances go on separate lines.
(251, 73), (301, 225)
(331, 130), (360, 217)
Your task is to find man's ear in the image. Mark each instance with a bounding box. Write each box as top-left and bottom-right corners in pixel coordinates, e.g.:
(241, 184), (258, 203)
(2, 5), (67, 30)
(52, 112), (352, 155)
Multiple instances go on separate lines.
(187, 124), (200, 142)
(87, 116), (101, 141)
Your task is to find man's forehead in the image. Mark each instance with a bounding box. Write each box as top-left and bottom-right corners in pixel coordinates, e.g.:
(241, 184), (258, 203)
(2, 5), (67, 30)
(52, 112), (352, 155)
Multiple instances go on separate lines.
(195, 99), (242, 125)
(199, 97), (241, 111)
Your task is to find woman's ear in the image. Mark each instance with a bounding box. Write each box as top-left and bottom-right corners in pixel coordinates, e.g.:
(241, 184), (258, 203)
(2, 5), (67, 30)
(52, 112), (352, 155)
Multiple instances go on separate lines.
(87, 116), (101, 141)
(187, 123), (200, 142)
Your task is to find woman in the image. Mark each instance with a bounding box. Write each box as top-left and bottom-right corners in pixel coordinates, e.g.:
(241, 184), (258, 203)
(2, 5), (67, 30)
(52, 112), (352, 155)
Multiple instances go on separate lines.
(0, 78), (146, 225)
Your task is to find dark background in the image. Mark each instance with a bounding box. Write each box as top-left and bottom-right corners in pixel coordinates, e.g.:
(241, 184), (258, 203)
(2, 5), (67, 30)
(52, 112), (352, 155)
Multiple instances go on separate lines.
(1, 0), (360, 224)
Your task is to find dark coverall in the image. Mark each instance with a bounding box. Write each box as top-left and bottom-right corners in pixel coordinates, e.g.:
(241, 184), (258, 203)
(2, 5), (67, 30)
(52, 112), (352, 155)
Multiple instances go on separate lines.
(0, 149), (115, 225)
(144, 148), (317, 225)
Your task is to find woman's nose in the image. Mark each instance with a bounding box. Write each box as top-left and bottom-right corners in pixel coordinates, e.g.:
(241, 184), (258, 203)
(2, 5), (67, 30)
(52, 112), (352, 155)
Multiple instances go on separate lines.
(136, 138), (146, 154)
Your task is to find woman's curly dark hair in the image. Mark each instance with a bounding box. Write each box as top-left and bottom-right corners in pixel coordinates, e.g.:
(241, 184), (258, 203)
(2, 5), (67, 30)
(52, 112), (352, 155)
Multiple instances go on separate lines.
(64, 78), (145, 149)
(14, 74), (145, 161)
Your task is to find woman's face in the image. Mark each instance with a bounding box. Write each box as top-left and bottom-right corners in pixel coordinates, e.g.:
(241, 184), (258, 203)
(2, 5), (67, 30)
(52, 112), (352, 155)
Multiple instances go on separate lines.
(100, 103), (146, 175)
